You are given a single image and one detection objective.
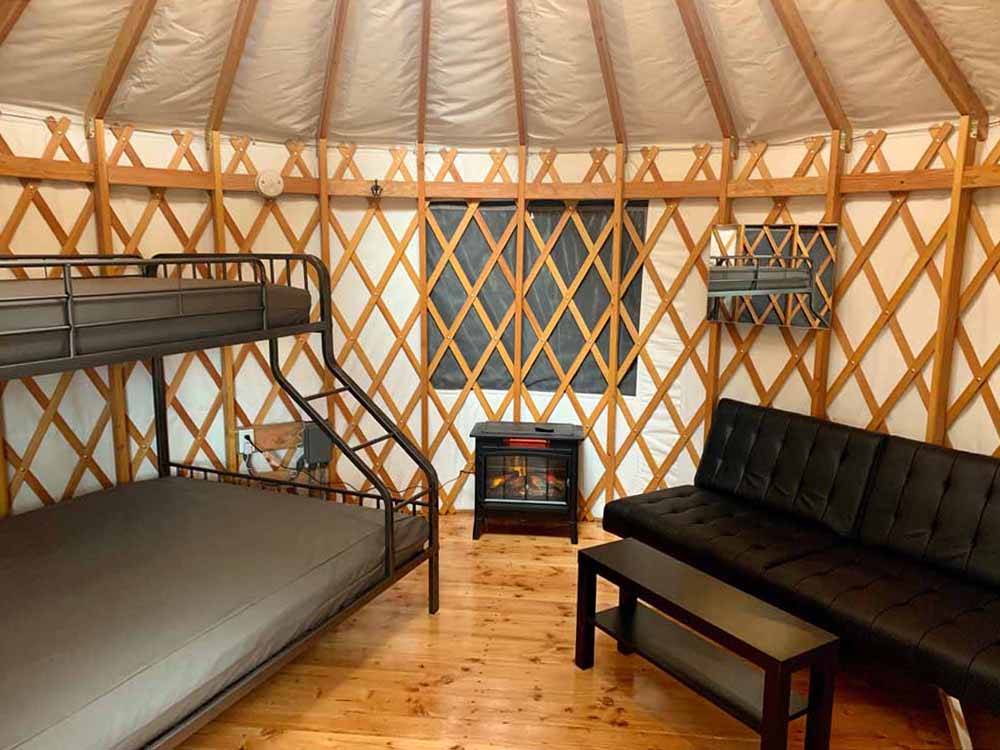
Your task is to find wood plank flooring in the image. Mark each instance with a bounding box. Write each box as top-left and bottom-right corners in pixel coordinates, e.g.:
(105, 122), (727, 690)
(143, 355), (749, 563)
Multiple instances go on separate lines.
(183, 514), (1000, 750)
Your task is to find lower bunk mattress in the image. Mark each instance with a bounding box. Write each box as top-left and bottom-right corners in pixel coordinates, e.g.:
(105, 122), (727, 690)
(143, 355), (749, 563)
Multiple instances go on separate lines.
(0, 477), (428, 750)
(0, 276), (311, 368)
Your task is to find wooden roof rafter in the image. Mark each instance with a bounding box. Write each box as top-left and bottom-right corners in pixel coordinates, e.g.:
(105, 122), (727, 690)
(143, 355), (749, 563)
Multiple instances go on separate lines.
(675, 0), (738, 158)
(84, 0), (158, 132)
(316, 0), (350, 140)
(505, 0), (527, 146)
(0, 0), (31, 47)
(767, 0), (853, 150)
(885, 0), (988, 140)
(586, 0), (626, 146)
(417, 0), (432, 145)
(207, 0), (259, 133)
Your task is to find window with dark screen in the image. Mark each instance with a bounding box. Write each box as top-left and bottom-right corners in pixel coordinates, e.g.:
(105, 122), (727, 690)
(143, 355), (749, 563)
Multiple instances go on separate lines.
(427, 201), (645, 396)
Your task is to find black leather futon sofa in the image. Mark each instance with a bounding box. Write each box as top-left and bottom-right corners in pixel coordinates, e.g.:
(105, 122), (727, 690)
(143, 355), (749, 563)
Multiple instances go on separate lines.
(604, 398), (1000, 709)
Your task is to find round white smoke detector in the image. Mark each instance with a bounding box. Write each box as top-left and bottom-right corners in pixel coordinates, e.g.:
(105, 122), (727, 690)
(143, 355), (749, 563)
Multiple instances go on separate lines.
(255, 169), (284, 198)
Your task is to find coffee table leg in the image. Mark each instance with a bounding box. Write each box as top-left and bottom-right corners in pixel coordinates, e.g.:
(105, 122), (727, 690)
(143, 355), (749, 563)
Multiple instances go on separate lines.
(617, 587), (637, 654)
(760, 666), (791, 750)
(575, 556), (596, 669)
(805, 650), (837, 750)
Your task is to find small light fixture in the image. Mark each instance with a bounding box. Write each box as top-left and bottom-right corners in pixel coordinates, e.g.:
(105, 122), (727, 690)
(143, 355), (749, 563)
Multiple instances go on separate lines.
(370, 179), (383, 201)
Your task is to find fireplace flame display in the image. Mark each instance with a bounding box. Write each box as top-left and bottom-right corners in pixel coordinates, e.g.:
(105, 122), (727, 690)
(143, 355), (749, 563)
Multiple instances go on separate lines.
(471, 420), (584, 542)
(484, 455), (568, 503)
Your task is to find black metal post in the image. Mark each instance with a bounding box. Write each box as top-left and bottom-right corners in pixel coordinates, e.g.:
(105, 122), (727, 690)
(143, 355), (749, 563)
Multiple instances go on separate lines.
(151, 355), (171, 478)
(268, 336), (397, 579)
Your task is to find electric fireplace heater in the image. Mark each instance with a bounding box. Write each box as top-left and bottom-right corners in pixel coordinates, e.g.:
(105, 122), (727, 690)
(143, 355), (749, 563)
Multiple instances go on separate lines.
(471, 421), (584, 543)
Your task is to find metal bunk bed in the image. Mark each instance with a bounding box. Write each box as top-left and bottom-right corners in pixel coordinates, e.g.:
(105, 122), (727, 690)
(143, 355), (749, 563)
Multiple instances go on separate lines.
(0, 253), (439, 750)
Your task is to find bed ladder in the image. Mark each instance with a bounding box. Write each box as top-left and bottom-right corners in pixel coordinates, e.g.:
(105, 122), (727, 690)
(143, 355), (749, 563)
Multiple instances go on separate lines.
(266, 336), (440, 614)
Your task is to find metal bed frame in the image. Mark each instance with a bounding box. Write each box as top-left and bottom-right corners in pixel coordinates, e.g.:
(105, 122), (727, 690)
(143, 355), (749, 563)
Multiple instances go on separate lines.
(0, 252), (439, 749)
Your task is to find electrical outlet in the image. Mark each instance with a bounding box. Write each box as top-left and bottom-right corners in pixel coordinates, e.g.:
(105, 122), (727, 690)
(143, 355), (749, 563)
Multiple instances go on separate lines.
(237, 428), (256, 471)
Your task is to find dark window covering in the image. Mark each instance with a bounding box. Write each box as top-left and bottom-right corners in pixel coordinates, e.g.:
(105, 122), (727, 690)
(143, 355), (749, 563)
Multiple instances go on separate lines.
(427, 201), (645, 396)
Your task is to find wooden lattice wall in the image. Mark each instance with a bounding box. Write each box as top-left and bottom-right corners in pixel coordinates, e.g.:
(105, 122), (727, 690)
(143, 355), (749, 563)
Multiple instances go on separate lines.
(3, 112), (1000, 520)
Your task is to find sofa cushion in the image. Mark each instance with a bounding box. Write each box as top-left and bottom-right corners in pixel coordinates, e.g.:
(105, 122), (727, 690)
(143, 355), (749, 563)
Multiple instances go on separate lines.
(602, 485), (841, 578)
(764, 544), (1000, 707)
(695, 399), (882, 536)
(858, 436), (1000, 588)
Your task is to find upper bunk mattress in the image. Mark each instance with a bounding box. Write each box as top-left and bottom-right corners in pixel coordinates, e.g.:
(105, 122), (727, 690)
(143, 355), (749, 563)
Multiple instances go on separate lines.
(0, 477), (428, 750)
(0, 276), (311, 367)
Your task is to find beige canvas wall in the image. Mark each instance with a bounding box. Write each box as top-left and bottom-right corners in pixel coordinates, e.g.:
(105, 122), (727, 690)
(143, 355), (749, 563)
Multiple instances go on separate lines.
(2, 111), (999, 518)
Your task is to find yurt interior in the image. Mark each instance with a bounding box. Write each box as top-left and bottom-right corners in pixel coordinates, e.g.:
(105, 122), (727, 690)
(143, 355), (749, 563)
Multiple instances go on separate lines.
(6, 1), (1000, 748)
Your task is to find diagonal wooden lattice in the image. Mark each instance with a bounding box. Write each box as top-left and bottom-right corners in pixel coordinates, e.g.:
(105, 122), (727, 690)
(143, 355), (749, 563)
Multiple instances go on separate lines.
(614, 145), (717, 496)
(824, 125), (954, 432)
(0, 117), (117, 507)
(518, 149), (616, 519)
(219, 137), (330, 472)
(718, 138), (829, 409)
(425, 202), (518, 512)
(944, 136), (1000, 454)
(103, 125), (230, 474)
(327, 145), (423, 496)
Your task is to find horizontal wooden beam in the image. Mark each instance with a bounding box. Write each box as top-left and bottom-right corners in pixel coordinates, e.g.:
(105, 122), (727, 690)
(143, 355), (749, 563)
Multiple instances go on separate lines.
(625, 180), (721, 199)
(885, 0), (988, 140)
(4, 151), (1000, 200)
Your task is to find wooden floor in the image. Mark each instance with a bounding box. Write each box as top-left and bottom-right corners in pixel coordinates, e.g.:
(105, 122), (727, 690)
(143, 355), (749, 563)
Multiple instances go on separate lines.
(183, 514), (1000, 750)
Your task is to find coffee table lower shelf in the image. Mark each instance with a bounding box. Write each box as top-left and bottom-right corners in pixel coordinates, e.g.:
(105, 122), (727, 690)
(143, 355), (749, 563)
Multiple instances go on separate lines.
(594, 605), (809, 731)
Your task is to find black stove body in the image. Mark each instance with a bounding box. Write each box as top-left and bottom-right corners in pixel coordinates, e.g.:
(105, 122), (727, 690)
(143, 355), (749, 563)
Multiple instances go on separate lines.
(470, 421), (585, 543)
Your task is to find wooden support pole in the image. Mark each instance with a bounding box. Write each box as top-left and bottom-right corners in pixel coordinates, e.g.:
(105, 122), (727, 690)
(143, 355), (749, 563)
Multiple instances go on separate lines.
(0, 0), (31, 47)
(417, 0), (432, 145)
(811, 129), (845, 418)
(92, 119), (131, 485)
(209, 130), (238, 473)
(0, 384), (9, 518)
(316, 0), (350, 140)
(418, 142), (430, 456)
(85, 0), (158, 128)
(768, 0), (852, 148)
(938, 689), (974, 750)
(675, 0), (738, 156)
(605, 143), (625, 508)
(927, 115), (975, 445)
(207, 0), (258, 132)
(704, 137), (734, 443)
(513, 145), (527, 421)
(885, 0), (988, 140)
(587, 0), (626, 146)
(506, 0), (526, 146)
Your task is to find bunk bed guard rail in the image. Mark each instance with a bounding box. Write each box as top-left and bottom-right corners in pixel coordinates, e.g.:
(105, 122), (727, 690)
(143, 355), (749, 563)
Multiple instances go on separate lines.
(0, 253), (439, 595)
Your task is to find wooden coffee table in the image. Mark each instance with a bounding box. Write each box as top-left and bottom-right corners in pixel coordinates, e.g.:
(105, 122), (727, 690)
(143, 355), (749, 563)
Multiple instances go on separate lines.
(575, 538), (839, 750)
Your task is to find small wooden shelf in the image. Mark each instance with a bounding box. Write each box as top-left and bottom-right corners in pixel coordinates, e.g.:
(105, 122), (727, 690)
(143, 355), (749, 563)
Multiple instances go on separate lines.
(594, 604), (809, 731)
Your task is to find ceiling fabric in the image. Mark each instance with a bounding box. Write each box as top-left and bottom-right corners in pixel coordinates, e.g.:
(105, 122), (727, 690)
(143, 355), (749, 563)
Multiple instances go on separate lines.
(0, 0), (997, 147)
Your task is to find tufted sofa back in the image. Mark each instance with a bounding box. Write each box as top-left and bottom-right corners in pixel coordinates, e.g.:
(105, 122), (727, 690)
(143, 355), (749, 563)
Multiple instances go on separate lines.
(695, 399), (884, 536)
(859, 436), (1000, 588)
